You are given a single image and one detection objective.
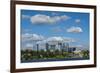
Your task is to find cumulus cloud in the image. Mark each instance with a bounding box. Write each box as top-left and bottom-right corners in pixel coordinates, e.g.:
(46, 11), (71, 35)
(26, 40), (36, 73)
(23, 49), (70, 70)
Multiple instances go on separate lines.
(36, 37), (63, 45)
(32, 34), (44, 41)
(21, 33), (44, 41)
(30, 14), (70, 24)
(22, 14), (70, 24)
(36, 36), (76, 45)
(67, 26), (83, 33)
(47, 37), (63, 42)
(47, 37), (76, 44)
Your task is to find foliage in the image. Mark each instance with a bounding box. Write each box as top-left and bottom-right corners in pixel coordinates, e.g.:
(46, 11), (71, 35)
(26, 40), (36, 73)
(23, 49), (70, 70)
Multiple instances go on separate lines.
(21, 49), (89, 62)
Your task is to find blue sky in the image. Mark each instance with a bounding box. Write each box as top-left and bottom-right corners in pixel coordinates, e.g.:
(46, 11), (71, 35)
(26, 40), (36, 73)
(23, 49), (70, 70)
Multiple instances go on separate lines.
(21, 9), (90, 50)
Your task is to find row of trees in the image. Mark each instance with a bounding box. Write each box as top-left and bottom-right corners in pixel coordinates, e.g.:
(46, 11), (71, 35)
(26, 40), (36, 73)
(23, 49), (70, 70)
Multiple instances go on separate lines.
(21, 49), (89, 62)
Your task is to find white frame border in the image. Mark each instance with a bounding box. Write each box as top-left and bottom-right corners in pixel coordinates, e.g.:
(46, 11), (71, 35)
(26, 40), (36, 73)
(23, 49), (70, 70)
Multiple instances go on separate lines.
(15, 4), (94, 69)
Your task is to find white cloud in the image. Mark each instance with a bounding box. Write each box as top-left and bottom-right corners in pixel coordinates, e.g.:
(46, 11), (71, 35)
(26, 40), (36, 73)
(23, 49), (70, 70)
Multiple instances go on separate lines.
(47, 37), (63, 42)
(21, 33), (44, 41)
(36, 36), (76, 45)
(32, 34), (44, 41)
(30, 14), (70, 24)
(36, 37), (63, 45)
(22, 14), (70, 24)
(47, 37), (76, 44)
(75, 19), (81, 23)
(67, 26), (83, 33)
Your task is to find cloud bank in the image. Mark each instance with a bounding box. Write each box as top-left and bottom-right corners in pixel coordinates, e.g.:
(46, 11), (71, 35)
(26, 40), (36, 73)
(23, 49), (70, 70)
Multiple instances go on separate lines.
(21, 33), (44, 41)
(22, 33), (76, 44)
(22, 14), (70, 24)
